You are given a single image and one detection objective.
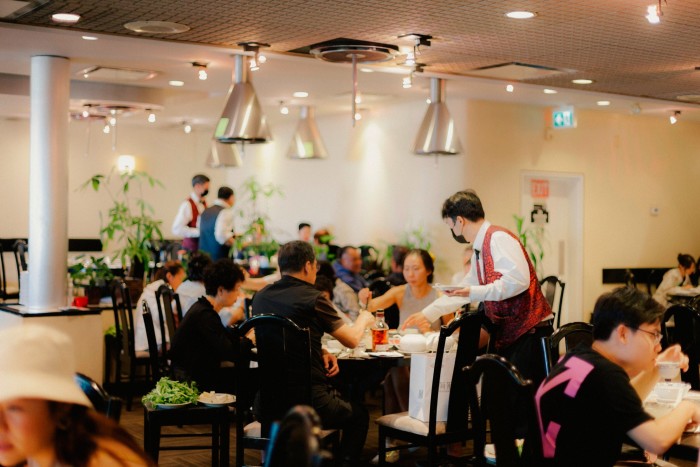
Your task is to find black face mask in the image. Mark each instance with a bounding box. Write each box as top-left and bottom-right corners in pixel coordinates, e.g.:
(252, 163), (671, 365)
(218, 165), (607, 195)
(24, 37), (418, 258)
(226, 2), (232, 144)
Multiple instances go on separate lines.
(450, 219), (469, 244)
(201, 189), (209, 197)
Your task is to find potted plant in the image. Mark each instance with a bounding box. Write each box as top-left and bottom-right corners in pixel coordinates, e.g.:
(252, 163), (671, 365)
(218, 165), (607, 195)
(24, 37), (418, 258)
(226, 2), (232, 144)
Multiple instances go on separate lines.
(68, 255), (115, 305)
(513, 214), (546, 278)
(82, 169), (164, 285)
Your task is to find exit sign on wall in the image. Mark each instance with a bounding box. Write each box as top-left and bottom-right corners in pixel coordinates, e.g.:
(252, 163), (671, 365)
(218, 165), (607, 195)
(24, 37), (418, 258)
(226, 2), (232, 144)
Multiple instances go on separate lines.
(552, 106), (576, 129)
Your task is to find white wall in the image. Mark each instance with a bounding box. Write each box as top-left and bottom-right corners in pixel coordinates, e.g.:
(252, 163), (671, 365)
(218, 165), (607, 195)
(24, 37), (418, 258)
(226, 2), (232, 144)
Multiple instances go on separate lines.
(2, 97), (700, 318)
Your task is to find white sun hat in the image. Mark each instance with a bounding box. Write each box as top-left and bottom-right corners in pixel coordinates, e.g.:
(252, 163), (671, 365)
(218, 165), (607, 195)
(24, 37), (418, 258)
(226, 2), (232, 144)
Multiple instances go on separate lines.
(0, 324), (91, 407)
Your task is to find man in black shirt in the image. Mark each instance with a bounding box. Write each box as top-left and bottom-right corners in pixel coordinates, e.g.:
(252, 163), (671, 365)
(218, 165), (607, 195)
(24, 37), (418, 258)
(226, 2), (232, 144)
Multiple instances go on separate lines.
(170, 259), (247, 391)
(252, 240), (375, 466)
(536, 287), (700, 466)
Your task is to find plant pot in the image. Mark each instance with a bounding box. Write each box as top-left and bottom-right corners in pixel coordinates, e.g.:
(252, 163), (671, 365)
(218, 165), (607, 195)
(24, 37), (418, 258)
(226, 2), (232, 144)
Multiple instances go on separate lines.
(86, 286), (104, 305)
(123, 278), (144, 304)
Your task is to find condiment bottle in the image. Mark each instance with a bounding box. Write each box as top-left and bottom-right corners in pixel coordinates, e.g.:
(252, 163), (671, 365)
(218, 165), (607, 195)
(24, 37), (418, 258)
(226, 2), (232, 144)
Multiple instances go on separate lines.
(372, 309), (389, 351)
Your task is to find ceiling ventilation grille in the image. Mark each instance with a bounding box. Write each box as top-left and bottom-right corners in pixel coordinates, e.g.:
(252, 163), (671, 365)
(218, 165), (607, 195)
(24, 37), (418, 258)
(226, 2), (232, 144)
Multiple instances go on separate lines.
(77, 66), (158, 81)
(467, 62), (569, 81)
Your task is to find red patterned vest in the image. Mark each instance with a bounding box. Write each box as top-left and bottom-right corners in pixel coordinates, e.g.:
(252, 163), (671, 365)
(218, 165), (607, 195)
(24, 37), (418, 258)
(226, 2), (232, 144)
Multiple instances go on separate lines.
(181, 198), (202, 252)
(479, 225), (551, 350)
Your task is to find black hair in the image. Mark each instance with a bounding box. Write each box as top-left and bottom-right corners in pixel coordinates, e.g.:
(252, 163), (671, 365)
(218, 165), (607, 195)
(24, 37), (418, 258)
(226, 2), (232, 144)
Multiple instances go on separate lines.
(678, 253), (694, 269)
(191, 174), (210, 186)
(154, 260), (184, 283)
(314, 275), (335, 301)
(218, 186), (234, 199)
(591, 286), (665, 341)
(316, 260), (337, 281)
(203, 258), (245, 296)
(298, 222), (311, 231)
(440, 189), (485, 222)
(391, 245), (409, 268)
(186, 253), (212, 282)
(338, 245), (358, 260)
(278, 241), (316, 274)
(406, 249), (434, 283)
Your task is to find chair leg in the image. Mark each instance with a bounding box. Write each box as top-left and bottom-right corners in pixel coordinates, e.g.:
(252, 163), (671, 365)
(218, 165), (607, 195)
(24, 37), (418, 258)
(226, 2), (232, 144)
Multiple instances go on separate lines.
(220, 421), (230, 467)
(378, 426), (386, 466)
(211, 422), (220, 467)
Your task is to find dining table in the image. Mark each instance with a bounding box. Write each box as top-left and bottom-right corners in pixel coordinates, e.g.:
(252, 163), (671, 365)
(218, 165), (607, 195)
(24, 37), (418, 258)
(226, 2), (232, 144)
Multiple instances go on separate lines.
(334, 349), (409, 401)
(645, 387), (700, 461)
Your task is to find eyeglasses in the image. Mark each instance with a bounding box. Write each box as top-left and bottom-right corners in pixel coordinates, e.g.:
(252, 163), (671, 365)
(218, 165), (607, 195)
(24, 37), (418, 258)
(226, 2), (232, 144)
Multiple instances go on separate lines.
(633, 327), (662, 345)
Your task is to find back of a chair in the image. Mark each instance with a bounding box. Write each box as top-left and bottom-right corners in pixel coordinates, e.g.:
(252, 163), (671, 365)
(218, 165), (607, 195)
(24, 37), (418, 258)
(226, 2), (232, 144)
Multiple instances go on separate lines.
(141, 301), (161, 382)
(236, 314), (312, 438)
(155, 284), (178, 344)
(0, 242), (8, 299)
(74, 373), (122, 422)
(111, 280), (137, 361)
(465, 354), (542, 467)
(647, 268), (667, 297)
(431, 311), (481, 435)
(546, 322), (593, 371)
(539, 276), (565, 328)
(264, 405), (327, 467)
(12, 240), (28, 273)
(664, 304), (700, 388)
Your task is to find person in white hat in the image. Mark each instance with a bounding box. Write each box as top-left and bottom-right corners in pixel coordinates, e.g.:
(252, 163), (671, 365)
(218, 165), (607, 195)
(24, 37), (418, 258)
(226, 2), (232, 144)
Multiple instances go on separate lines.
(0, 324), (152, 467)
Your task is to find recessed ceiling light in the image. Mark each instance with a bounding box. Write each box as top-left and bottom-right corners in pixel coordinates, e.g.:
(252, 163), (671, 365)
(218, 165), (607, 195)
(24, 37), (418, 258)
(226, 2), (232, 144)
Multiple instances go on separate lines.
(543, 89), (558, 94)
(505, 84), (514, 92)
(81, 35), (98, 41)
(169, 80), (185, 87)
(596, 100), (611, 106)
(124, 21), (190, 34)
(51, 13), (81, 23)
(293, 91), (309, 98)
(505, 11), (537, 19)
(360, 68), (374, 73)
(572, 79), (594, 85)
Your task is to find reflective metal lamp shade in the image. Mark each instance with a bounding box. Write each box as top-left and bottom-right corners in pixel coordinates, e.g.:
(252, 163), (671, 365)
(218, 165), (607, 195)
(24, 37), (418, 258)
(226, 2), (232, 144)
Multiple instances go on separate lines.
(413, 78), (462, 155)
(215, 54), (272, 144)
(206, 139), (242, 167)
(287, 106), (328, 159)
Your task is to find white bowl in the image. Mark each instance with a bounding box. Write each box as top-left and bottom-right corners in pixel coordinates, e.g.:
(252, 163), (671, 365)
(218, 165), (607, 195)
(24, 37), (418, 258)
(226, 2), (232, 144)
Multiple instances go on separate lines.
(399, 334), (427, 353)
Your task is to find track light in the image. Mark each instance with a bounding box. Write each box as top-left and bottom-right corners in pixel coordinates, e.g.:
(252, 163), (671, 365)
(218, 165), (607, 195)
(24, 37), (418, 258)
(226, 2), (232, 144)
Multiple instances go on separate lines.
(193, 62), (208, 80)
(670, 111), (681, 124)
(147, 110), (156, 123)
(279, 101), (289, 115)
(239, 42), (269, 72)
(402, 76), (412, 89)
(506, 84), (514, 93)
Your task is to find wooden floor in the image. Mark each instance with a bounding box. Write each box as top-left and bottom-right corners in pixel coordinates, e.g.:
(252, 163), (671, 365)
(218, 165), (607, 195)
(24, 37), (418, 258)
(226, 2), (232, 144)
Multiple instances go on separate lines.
(120, 395), (697, 467)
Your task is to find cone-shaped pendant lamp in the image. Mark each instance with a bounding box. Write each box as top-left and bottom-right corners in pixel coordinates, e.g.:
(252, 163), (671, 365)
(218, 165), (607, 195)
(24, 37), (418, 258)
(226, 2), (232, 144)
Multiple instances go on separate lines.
(413, 78), (461, 155)
(206, 139), (243, 167)
(287, 106), (328, 159)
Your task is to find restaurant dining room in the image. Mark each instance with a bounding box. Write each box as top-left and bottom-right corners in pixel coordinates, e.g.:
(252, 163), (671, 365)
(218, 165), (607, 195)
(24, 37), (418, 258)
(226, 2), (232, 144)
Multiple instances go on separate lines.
(2, 1), (700, 466)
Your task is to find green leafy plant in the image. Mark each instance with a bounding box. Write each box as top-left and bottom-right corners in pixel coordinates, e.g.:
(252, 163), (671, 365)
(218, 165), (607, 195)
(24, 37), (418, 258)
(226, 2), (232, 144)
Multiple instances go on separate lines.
(142, 377), (199, 406)
(233, 176), (284, 260)
(513, 214), (546, 277)
(81, 169), (164, 279)
(68, 255), (114, 287)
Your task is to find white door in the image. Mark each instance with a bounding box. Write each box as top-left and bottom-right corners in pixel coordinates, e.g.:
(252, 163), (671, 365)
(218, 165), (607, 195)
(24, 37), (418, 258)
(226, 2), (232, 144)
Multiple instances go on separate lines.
(521, 172), (584, 324)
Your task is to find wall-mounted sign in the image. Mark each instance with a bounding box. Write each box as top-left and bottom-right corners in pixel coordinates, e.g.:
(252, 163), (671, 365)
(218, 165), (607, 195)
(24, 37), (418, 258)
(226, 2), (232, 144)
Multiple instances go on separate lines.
(552, 106), (576, 129)
(531, 179), (549, 198)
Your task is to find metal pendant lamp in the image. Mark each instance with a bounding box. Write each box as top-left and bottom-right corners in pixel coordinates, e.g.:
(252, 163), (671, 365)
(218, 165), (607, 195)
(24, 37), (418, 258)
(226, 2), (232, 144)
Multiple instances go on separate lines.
(206, 138), (243, 167)
(287, 106), (328, 159)
(413, 78), (462, 155)
(215, 54), (272, 144)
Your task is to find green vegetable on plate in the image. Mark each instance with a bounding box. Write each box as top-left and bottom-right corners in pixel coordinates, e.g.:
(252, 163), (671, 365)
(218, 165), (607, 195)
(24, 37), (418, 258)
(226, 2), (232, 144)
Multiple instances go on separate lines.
(142, 377), (199, 406)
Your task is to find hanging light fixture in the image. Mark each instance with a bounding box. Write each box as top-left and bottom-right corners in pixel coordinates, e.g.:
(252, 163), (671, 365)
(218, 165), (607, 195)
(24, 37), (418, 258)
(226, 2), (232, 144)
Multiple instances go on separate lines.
(310, 39), (400, 127)
(287, 106), (328, 159)
(413, 77), (462, 155)
(193, 62), (208, 80)
(670, 110), (681, 124)
(206, 139), (243, 167)
(215, 43), (272, 144)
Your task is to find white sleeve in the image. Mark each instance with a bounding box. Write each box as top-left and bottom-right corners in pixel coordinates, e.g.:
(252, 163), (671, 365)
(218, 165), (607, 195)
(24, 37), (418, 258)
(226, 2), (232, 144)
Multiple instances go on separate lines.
(422, 255), (476, 323)
(171, 201), (199, 238)
(214, 208), (235, 245)
(469, 232), (530, 303)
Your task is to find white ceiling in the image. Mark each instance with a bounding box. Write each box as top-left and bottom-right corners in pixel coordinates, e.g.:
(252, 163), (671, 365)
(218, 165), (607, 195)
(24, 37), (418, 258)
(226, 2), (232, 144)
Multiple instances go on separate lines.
(1, 0), (700, 129)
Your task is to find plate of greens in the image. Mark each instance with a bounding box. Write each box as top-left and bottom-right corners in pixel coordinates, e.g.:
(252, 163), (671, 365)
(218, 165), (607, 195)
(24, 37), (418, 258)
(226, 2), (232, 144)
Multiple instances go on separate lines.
(142, 377), (199, 409)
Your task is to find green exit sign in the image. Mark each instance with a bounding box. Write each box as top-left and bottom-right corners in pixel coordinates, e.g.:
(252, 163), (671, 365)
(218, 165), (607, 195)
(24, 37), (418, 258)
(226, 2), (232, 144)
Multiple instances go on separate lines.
(552, 106), (576, 129)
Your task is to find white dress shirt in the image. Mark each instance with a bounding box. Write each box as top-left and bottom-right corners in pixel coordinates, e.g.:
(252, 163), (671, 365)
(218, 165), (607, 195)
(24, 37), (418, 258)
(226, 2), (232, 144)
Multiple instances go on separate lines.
(653, 268), (691, 308)
(171, 192), (206, 238)
(177, 280), (206, 316)
(212, 199), (236, 245)
(422, 220), (531, 323)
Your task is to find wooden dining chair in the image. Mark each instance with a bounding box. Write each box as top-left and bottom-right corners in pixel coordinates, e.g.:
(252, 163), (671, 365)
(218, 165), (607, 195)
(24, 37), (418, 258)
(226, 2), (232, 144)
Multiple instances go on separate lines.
(375, 311), (481, 466)
(74, 372), (122, 422)
(542, 322), (593, 375)
(0, 242), (19, 301)
(155, 283), (179, 343)
(233, 314), (340, 467)
(465, 354), (542, 467)
(539, 275), (565, 328)
(663, 304), (700, 389)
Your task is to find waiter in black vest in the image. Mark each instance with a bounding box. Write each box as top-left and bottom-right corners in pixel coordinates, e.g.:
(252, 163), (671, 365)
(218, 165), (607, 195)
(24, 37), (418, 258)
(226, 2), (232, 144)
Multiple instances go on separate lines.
(199, 186), (236, 260)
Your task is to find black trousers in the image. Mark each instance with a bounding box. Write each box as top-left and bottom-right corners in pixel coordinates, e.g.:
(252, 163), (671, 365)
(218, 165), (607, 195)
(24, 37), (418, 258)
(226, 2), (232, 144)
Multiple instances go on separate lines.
(312, 385), (369, 464)
(498, 323), (554, 388)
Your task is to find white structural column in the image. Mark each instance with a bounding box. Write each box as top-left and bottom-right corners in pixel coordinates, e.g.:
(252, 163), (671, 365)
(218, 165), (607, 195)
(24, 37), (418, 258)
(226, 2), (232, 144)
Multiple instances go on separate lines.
(28, 55), (70, 311)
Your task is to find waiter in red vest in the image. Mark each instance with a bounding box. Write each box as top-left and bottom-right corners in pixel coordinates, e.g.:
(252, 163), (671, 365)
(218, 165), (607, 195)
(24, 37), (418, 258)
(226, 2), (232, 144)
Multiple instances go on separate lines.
(171, 174), (210, 252)
(403, 189), (553, 384)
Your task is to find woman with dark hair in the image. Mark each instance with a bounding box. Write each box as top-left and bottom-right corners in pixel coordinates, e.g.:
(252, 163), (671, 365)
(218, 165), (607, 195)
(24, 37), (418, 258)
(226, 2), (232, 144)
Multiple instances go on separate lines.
(652, 253), (696, 307)
(0, 325), (153, 467)
(176, 252), (212, 316)
(359, 249), (452, 332)
(134, 260), (186, 353)
(317, 260), (361, 321)
(169, 258), (250, 391)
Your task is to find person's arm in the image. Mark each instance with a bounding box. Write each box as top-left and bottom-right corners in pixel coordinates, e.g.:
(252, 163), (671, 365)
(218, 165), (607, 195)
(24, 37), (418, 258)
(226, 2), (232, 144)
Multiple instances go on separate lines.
(331, 310), (374, 348)
(632, 345), (689, 400)
(628, 401), (700, 454)
(361, 286), (401, 313)
(200, 310), (237, 360)
(171, 201), (198, 238)
(214, 207), (235, 246)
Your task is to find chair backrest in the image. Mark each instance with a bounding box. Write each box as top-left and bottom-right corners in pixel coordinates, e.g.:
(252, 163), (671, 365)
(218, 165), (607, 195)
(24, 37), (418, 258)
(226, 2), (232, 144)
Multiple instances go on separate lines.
(141, 301), (162, 382)
(110, 280), (137, 361)
(664, 304), (700, 388)
(0, 242), (9, 299)
(264, 405), (327, 467)
(235, 314), (312, 438)
(539, 276), (565, 328)
(74, 372), (122, 422)
(155, 283), (178, 345)
(647, 268), (668, 296)
(545, 322), (593, 373)
(12, 240), (28, 273)
(429, 311), (482, 435)
(465, 354), (542, 467)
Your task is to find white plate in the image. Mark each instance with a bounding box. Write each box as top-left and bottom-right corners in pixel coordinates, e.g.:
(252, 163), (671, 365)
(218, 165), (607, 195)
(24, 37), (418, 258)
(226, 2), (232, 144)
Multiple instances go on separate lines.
(198, 393), (235, 406)
(398, 349), (428, 355)
(432, 284), (462, 292)
(156, 402), (191, 409)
